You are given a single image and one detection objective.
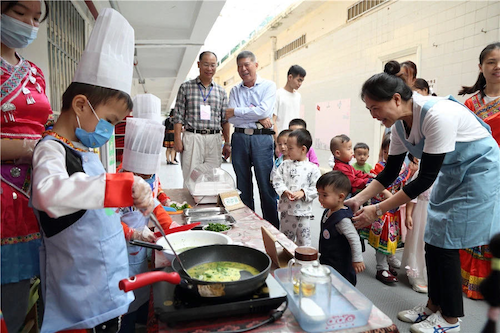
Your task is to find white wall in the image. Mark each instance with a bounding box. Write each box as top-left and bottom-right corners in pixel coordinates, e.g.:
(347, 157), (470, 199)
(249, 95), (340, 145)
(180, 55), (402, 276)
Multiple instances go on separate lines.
(215, 0), (500, 168)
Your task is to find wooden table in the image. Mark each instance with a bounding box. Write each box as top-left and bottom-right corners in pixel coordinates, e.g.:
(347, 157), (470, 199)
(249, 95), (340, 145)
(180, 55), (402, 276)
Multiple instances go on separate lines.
(150, 189), (398, 333)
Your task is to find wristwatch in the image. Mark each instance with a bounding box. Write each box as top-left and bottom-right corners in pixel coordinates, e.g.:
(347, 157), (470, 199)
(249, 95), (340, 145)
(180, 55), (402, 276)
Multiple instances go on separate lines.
(375, 203), (383, 216)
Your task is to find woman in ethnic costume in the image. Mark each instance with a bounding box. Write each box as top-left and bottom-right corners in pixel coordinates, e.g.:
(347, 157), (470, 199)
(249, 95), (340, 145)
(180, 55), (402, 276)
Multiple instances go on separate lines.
(0, 1), (52, 332)
(457, 42), (500, 300)
(348, 60), (499, 332)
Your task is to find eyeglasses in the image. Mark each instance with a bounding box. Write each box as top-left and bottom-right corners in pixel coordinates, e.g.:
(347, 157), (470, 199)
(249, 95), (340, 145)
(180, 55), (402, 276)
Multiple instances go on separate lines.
(201, 63), (217, 69)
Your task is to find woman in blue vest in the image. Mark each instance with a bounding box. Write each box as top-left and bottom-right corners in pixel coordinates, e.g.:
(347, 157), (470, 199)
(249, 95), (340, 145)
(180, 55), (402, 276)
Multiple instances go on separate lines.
(346, 61), (500, 333)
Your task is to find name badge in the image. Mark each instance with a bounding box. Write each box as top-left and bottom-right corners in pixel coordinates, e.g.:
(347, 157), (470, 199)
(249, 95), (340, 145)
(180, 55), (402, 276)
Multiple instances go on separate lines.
(200, 104), (211, 120)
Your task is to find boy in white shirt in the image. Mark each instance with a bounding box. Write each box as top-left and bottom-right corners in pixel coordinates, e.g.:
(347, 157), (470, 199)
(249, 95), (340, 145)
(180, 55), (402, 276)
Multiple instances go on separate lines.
(273, 65), (306, 146)
(272, 129), (321, 246)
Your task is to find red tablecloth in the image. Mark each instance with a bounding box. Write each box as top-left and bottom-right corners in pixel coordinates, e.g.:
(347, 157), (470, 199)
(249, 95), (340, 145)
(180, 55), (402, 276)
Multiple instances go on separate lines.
(149, 189), (398, 333)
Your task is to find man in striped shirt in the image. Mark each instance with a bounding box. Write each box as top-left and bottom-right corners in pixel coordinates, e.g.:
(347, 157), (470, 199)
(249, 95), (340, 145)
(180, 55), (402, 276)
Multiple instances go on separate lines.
(173, 51), (231, 186)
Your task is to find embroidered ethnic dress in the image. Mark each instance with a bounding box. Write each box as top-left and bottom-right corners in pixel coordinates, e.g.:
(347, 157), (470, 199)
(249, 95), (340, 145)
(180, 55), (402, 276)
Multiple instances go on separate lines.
(459, 93), (500, 299)
(1, 55), (52, 284)
(359, 161), (410, 255)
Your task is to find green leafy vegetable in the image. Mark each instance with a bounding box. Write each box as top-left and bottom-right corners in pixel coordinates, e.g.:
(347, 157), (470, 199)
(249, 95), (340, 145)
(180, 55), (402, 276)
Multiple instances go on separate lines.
(169, 201), (190, 211)
(205, 223), (230, 232)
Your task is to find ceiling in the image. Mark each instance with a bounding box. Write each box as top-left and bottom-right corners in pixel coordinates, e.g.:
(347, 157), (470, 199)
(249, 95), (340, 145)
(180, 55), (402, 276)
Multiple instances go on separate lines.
(92, 0), (226, 114)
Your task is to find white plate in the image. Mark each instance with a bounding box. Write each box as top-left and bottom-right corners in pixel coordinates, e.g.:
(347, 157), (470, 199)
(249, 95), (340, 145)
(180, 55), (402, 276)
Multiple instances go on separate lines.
(155, 230), (233, 262)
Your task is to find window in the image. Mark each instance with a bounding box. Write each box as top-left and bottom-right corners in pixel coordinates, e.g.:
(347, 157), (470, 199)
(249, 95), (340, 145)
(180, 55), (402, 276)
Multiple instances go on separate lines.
(275, 35), (306, 60)
(46, 1), (86, 113)
(347, 0), (388, 21)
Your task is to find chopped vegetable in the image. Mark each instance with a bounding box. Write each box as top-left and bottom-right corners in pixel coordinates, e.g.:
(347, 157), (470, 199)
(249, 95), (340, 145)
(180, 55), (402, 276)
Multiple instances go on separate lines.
(204, 223), (230, 232)
(169, 201), (190, 211)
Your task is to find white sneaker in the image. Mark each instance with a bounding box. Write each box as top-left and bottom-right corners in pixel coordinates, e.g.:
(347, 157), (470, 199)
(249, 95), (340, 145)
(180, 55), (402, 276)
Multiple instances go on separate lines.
(410, 312), (461, 333)
(412, 283), (428, 294)
(388, 255), (401, 268)
(398, 304), (434, 323)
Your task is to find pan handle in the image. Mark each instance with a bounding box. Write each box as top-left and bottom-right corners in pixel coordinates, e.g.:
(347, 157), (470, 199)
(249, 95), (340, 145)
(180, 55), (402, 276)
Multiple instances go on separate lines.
(129, 240), (164, 251)
(119, 271), (181, 292)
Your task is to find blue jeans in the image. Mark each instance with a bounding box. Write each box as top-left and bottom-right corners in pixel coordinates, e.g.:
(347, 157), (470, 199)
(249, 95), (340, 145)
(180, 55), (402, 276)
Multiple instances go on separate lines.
(231, 132), (279, 228)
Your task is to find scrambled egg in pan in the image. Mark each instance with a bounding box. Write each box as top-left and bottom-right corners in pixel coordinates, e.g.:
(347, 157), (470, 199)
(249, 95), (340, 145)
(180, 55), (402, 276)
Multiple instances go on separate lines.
(187, 261), (259, 282)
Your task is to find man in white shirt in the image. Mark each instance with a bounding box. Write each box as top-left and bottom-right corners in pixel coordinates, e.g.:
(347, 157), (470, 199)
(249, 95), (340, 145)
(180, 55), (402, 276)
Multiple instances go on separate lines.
(273, 65), (306, 147)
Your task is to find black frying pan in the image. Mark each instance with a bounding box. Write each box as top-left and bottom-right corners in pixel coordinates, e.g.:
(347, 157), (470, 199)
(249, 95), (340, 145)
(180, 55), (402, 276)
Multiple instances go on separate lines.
(120, 244), (271, 299)
(171, 244), (271, 299)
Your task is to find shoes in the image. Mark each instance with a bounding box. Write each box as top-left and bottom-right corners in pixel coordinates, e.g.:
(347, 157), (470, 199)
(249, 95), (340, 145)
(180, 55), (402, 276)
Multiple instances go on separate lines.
(171, 161), (178, 165)
(398, 304), (434, 323)
(412, 284), (428, 293)
(388, 255), (401, 268)
(389, 265), (398, 277)
(376, 270), (398, 284)
(167, 161), (172, 165)
(410, 311), (461, 333)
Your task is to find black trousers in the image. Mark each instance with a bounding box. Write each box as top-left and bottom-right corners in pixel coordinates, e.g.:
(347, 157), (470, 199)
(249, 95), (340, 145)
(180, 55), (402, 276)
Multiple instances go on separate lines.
(425, 243), (464, 318)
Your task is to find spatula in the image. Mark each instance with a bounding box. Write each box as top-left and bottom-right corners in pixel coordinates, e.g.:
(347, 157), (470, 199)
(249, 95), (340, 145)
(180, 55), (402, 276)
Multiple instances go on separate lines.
(149, 213), (191, 278)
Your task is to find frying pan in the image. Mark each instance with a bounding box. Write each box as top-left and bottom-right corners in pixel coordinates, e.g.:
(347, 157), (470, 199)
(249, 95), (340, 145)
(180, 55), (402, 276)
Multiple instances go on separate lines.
(120, 244), (271, 299)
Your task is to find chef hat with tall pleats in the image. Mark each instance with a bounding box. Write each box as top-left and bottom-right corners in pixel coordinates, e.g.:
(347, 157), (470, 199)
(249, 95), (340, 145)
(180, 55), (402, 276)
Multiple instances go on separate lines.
(132, 94), (162, 124)
(122, 118), (165, 175)
(72, 8), (134, 94)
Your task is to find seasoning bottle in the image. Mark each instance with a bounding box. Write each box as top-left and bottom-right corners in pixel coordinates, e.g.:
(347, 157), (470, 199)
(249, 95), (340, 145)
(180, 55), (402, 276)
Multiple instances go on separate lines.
(288, 246), (319, 296)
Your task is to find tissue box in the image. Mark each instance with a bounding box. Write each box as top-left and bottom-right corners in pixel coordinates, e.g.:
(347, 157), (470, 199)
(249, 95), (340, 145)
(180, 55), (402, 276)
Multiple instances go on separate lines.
(274, 266), (372, 332)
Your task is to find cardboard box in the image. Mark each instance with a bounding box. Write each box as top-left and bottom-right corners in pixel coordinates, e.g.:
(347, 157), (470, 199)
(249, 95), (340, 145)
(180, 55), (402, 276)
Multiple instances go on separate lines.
(261, 227), (293, 268)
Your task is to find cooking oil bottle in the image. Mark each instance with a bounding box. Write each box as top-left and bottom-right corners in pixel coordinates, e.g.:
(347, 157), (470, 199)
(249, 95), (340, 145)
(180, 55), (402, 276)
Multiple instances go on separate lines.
(288, 246), (319, 296)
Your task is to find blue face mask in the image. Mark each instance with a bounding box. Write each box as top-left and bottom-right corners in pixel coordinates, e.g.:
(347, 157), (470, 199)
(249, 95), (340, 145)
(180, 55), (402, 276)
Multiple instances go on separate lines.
(75, 101), (114, 148)
(145, 174), (156, 191)
(1, 14), (39, 49)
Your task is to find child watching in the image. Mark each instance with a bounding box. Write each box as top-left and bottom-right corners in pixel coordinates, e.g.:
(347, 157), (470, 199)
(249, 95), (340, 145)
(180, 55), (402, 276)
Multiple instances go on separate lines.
(332, 134), (372, 194)
(352, 142), (372, 173)
(289, 118), (319, 166)
(30, 9), (149, 332)
(359, 133), (409, 285)
(272, 129), (321, 246)
(275, 129), (292, 169)
(317, 171), (365, 286)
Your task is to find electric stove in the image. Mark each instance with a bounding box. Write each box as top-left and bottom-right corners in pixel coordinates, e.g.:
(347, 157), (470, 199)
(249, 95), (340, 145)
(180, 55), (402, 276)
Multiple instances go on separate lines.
(153, 267), (287, 327)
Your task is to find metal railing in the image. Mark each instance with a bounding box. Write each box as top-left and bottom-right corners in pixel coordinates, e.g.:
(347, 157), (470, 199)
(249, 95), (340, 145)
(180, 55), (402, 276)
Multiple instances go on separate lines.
(46, 1), (86, 113)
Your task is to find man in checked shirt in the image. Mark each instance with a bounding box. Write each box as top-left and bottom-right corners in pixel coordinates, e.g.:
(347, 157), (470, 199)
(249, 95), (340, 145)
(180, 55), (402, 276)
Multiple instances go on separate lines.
(173, 51), (231, 187)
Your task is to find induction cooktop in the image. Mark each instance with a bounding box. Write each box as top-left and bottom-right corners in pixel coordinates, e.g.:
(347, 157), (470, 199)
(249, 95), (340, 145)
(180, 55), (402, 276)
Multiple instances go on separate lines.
(153, 267), (287, 327)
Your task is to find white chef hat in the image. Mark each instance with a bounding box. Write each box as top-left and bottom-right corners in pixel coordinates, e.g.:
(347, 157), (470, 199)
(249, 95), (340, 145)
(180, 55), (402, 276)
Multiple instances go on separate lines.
(132, 94), (162, 124)
(122, 118), (165, 175)
(72, 8), (134, 94)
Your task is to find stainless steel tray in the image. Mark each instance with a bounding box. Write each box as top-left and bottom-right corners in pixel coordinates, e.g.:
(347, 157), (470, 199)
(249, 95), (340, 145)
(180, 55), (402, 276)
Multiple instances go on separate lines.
(185, 214), (236, 228)
(183, 207), (228, 217)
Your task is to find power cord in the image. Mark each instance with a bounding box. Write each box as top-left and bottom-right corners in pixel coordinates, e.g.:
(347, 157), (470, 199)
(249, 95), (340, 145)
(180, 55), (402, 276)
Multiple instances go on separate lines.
(208, 299), (289, 333)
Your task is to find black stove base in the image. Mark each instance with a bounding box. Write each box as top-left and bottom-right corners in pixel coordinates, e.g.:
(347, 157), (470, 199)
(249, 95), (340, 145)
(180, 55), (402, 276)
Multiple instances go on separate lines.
(153, 267), (287, 327)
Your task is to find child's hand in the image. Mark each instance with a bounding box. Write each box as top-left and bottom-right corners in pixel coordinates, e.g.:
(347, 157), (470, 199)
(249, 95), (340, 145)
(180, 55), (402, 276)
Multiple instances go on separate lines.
(380, 189), (392, 200)
(283, 190), (294, 201)
(132, 226), (156, 242)
(353, 261), (365, 273)
(132, 176), (154, 216)
(290, 190), (305, 201)
(406, 215), (413, 230)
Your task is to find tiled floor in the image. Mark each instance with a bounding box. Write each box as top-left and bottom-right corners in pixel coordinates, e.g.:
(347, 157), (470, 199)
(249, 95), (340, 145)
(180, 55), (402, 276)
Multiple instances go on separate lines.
(158, 151), (489, 333)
